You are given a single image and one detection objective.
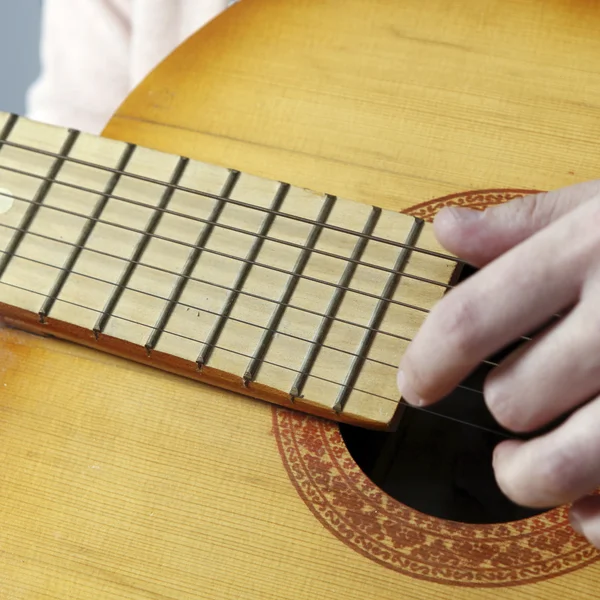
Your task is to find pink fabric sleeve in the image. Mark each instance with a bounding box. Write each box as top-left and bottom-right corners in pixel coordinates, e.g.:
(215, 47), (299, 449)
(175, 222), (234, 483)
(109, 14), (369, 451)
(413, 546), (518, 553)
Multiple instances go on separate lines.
(27, 0), (233, 134)
(26, 0), (133, 134)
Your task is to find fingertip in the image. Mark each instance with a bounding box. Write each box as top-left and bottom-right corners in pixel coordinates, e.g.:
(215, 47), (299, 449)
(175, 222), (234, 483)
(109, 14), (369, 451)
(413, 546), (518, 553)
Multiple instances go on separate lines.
(433, 206), (490, 265)
(492, 439), (527, 501)
(492, 439), (523, 469)
(433, 206), (479, 243)
(397, 369), (425, 407)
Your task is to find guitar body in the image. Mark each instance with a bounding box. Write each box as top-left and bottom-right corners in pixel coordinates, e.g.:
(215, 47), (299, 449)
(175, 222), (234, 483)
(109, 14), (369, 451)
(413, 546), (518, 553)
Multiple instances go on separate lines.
(2, 0), (600, 597)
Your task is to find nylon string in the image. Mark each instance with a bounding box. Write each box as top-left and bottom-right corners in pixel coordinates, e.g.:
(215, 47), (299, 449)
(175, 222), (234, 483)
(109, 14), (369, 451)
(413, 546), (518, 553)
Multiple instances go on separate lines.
(0, 129), (537, 439)
(0, 275), (510, 440)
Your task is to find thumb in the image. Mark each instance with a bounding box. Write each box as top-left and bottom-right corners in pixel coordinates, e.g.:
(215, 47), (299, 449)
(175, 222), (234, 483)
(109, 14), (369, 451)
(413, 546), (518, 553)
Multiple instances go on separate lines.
(433, 180), (600, 267)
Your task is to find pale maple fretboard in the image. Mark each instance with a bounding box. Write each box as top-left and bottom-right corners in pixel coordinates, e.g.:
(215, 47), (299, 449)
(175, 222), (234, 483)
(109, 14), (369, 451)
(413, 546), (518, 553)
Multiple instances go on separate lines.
(0, 112), (456, 429)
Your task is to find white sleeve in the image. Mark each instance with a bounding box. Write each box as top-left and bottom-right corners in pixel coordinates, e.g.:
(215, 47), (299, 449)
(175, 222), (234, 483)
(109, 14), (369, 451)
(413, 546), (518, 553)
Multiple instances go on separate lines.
(26, 0), (133, 134)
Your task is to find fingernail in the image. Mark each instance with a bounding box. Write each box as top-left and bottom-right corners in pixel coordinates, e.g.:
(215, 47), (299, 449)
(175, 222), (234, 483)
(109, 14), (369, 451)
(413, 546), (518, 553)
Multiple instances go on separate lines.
(397, 370), (424, 406)
(444, 206), (484, 224)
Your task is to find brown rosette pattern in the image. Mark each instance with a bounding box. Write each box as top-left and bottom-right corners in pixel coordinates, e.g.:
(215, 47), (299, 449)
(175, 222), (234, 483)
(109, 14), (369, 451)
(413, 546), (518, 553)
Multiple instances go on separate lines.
(272, 189), (600, 587)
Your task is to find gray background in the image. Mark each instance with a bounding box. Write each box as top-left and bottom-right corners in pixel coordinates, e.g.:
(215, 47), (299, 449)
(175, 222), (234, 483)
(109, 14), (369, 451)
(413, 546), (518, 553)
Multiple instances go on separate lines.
(0, 1), (42, 114)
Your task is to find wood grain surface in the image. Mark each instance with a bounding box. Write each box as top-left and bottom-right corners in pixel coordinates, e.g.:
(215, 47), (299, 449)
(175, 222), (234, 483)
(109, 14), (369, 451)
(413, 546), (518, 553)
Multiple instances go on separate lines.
(0, 0), (599, 598)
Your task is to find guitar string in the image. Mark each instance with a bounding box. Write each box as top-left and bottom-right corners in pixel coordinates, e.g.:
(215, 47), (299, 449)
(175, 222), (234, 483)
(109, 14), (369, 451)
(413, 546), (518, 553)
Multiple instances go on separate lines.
(0, 137), (471, 265)
(0, 189), (535, 349)
(0, 149), (549, 341)
(0, 219), (411, 343)
(0, 131), (527, 438)
(0, 187), (437, 315)
(0, 155), (546, 344)
(0, 163), (452, 291)
(0, 129), (557, 343)
(0, 244), (500, 382)
(0, 148), (536, 418)
(0, 277), (510, 440)
(0, 220), (517, 373)
(0, 164), (455, 297)
(399, 402), (512, 439)
(0, 246), (399, 370)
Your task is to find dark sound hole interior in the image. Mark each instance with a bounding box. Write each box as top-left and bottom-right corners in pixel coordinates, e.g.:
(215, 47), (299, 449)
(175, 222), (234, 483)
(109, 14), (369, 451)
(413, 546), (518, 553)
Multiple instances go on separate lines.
(340, 264), (549, 525)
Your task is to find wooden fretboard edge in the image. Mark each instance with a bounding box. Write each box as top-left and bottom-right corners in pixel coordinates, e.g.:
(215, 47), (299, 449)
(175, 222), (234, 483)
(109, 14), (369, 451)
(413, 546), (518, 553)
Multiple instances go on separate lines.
(0, 303), (397, 431)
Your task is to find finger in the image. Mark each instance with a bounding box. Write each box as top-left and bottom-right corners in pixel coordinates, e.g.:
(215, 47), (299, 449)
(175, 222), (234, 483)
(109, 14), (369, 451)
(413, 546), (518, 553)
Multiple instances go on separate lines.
(433, 180), (600, 267)
(492, 397), (600, 508)
(398, 197), (600, 406)
(570, 496), (600, 549)
(484, 300), (600, 433)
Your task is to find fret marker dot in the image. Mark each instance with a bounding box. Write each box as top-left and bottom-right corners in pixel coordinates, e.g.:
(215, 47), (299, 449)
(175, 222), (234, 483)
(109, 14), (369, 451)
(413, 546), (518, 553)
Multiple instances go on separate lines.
(0, 188), (14, 214)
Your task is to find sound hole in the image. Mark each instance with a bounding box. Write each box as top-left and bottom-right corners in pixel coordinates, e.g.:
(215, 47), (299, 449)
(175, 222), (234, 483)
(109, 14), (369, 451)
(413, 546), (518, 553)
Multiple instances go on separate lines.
(340, 265), (548, 525)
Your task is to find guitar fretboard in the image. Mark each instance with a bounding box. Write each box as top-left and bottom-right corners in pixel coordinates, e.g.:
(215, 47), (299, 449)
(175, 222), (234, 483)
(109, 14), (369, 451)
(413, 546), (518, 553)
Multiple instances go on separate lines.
(0, 112), (457, 429)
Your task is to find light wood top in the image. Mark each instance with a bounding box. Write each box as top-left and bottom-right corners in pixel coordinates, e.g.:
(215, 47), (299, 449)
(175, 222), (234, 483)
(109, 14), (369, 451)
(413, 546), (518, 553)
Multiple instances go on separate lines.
(106, 0), (600, 211)
(1, 0), (599, 598)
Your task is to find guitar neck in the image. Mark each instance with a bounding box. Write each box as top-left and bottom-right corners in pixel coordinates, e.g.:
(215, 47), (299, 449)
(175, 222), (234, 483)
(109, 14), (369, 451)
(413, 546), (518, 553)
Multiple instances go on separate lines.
(0, 111), (456, 429)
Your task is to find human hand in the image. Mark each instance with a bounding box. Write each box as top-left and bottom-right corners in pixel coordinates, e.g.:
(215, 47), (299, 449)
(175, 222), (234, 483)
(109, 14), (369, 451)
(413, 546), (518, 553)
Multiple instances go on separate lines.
(397, 180), (600, 546)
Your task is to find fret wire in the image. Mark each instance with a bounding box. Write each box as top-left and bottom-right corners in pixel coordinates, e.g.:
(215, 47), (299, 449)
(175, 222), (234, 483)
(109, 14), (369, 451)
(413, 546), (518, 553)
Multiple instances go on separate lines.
(0, 246), (402, 370)
(0, 165), (452, 291)
(0, 121), (520, 437)
(197, 183), (290, 369)
(291, 207), (381, 400)
(0, 276), (511, 439)
(0, 188), (432, 314)
(145, 169), (240, 353)
(0, 219), (418, 345)
(334, 219), (425, 414)
(0, 218), (532, 359)
(39, 144), (137, 322)
(0, 114), (18, 147)
(0, 277), (398, 399)
(243, 195), (336, 384)
(0, 138), (467, 266)
(0, 278), (501, 434)
(0, 244), (511, 373)
(93, 157), (189, 337)
(0, 129), (79, 279)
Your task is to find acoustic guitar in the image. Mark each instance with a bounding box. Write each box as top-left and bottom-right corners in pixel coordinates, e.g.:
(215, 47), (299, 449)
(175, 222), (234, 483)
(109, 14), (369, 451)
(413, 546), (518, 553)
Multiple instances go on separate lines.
(0, 0), (599, 598)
